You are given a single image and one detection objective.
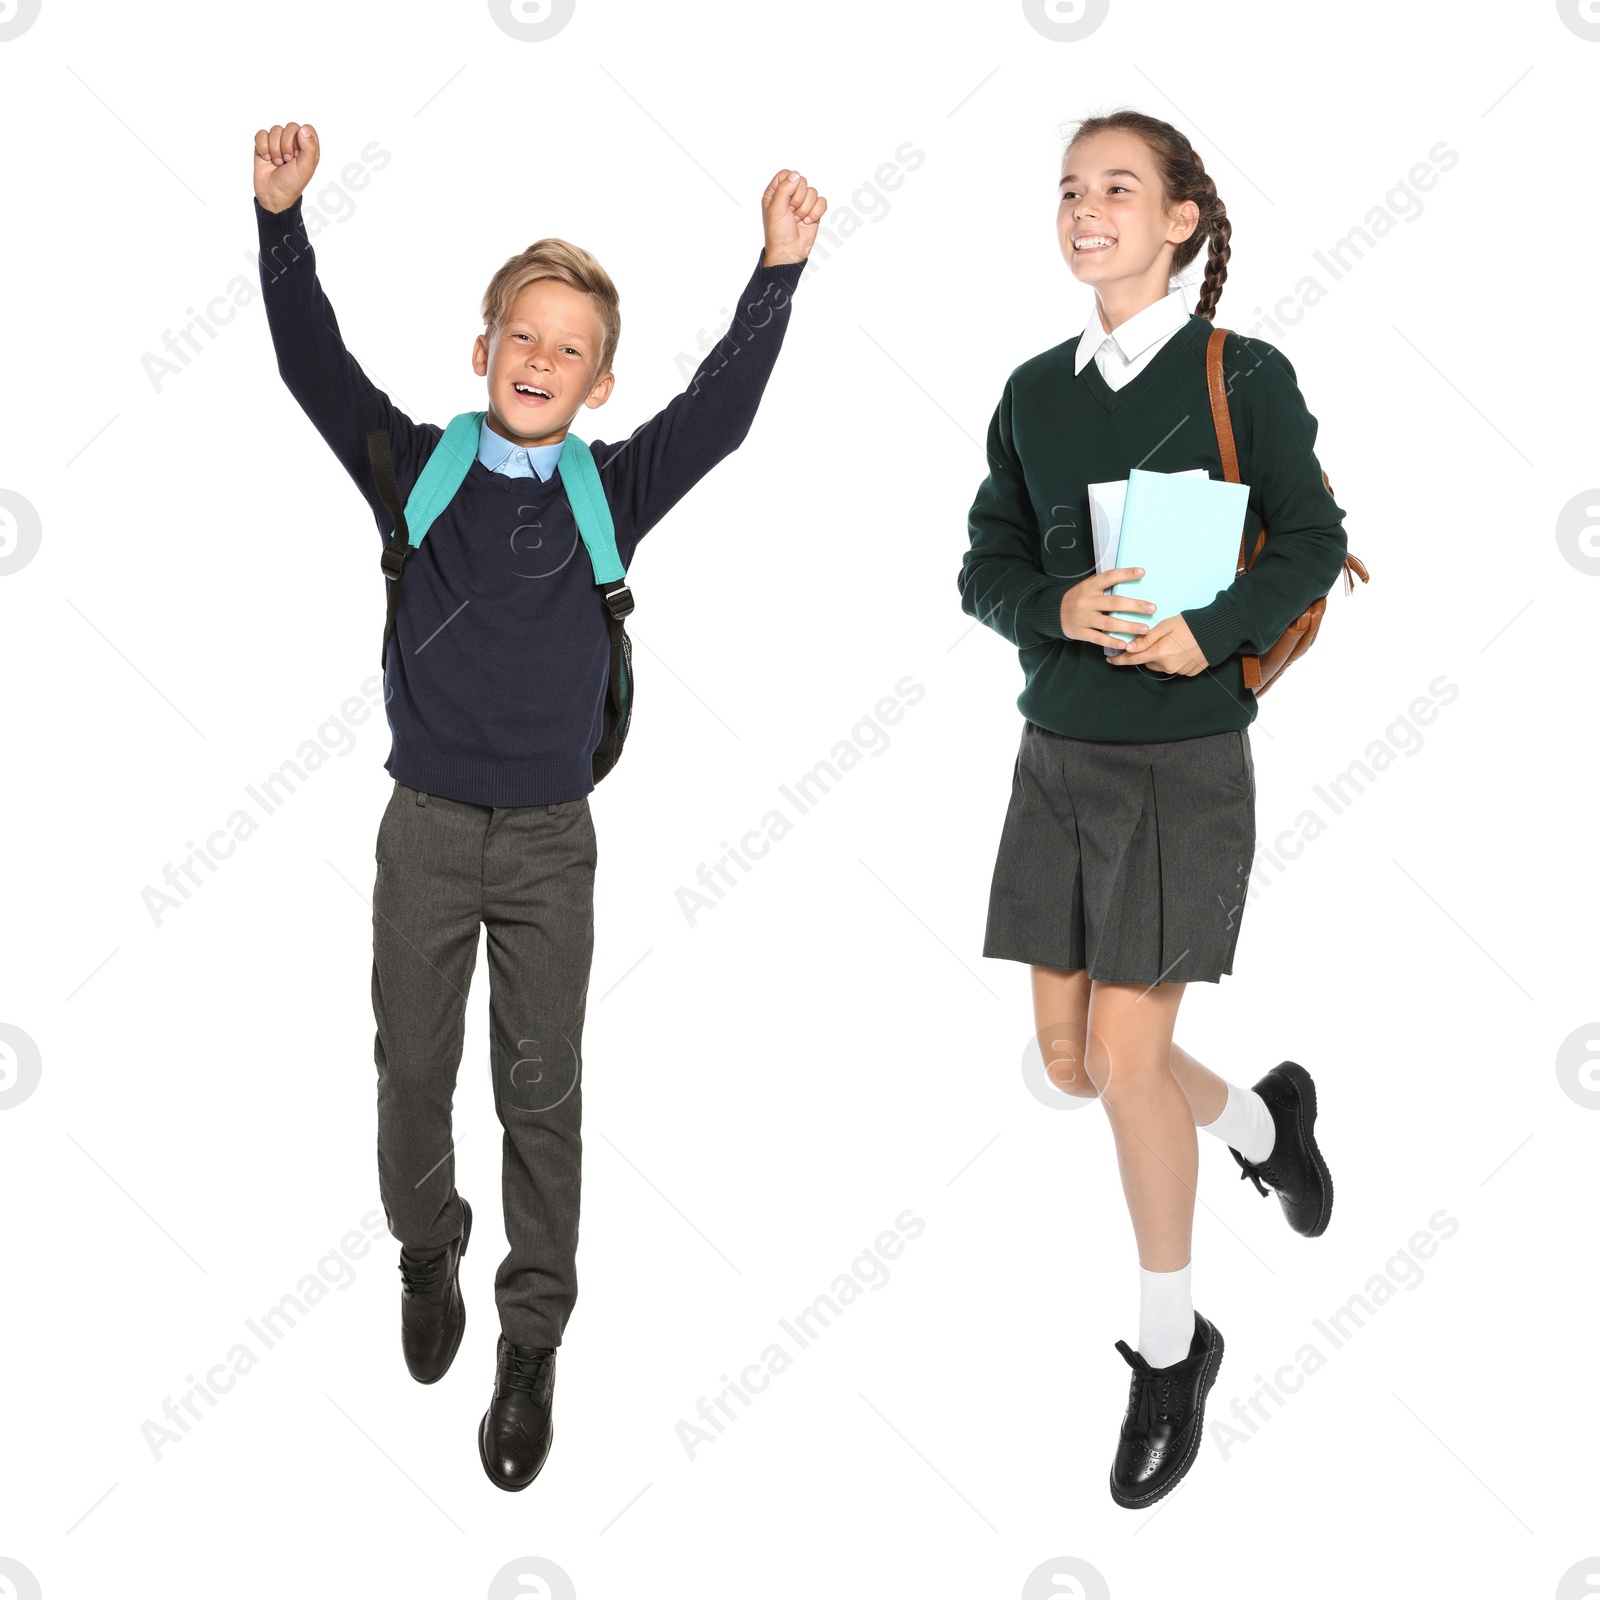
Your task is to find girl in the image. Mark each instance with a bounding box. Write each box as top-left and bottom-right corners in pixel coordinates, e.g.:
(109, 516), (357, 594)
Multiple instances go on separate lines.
(958, 110), (1346, 1509)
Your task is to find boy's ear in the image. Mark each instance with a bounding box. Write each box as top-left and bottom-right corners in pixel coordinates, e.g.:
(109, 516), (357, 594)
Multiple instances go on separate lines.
(583, 370), (615, 410)
(471, 331), (494, 377)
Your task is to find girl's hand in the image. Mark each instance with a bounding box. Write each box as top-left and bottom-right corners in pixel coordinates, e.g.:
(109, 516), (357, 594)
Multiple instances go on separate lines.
(1109, 613), (1210, 675)
(761, 170), (827, 266)
(1058, 566), (1155, 649)
(254, 122), (320, 214)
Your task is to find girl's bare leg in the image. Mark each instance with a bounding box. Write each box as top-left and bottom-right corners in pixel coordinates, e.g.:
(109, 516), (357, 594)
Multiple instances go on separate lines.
(1027, 964), (1196, 1268)
(1029, 964), (1096, 1097)
(1030, 964), (1230, 1124)
(1082, 979), (1194, 1272)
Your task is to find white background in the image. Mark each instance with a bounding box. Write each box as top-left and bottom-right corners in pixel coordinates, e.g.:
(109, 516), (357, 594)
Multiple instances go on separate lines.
(2, 1), (1596, 1596)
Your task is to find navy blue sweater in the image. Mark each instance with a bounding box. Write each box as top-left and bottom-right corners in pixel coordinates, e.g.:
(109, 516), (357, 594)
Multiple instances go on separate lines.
(255, 195), (806, 805)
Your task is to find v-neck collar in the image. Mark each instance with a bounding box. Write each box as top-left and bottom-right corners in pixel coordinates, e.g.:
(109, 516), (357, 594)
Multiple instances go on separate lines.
(1077, 314), (1210, 413)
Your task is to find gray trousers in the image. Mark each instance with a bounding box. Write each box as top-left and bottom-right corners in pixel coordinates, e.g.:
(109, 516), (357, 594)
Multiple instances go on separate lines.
(371, 780), (596, 1348)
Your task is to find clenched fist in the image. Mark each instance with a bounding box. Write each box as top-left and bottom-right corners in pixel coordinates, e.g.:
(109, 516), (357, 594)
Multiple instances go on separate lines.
(254, 122), (320, 214)
(761, 169), (827, 268)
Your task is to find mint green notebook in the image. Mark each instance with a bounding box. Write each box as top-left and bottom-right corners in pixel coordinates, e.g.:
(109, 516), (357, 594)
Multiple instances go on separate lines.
(1107, 467), (1250, 643)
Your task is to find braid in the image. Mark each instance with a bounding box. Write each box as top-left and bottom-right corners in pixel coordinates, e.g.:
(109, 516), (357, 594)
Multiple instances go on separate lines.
(1192, 163), (1231, 322)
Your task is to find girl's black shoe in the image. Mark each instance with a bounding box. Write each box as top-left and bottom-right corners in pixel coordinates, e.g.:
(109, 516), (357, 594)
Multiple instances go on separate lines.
(1230, 1061), (1333, 1237)
(1109, 1312), (1223, 1509)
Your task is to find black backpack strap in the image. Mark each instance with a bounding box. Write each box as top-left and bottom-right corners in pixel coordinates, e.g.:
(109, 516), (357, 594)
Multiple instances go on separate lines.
(601, 580), (633, 722)
(591, 580), (634, 781)
(366, 429), (413, 671)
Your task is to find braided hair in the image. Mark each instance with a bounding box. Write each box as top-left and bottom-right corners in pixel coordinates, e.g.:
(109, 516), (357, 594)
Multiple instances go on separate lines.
(1061, 110), (1232, 321)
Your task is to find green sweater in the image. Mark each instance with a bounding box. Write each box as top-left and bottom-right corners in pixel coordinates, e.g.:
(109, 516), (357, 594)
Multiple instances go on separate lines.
(958, 315), (1348, 741)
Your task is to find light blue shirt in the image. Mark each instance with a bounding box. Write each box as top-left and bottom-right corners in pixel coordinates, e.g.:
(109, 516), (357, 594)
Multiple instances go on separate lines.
(477, 416), (565, 481)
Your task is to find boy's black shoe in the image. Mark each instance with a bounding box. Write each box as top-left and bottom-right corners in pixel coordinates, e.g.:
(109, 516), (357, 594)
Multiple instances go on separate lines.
(478, 1335), (556, 1492)
(398, 1198), (472, 1384)
(1230, 1061), (1333, 1237)
(1109, 1313), (1224, 1509)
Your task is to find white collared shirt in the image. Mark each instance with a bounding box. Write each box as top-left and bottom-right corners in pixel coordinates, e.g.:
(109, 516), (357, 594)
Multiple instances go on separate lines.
(1073, 286), (1191, 391)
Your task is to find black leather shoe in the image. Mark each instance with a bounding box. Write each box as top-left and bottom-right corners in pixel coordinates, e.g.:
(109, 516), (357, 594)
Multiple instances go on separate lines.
(1109, 1312), (1223, 1509)
(398, 1198), (471, 1384)
(478, 1335), (556, 1492)
(1230, 1061), (1333, 1237)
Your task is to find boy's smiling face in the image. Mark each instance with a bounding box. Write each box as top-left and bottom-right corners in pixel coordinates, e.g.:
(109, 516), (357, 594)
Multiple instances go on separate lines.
(471, 276), (615, 448)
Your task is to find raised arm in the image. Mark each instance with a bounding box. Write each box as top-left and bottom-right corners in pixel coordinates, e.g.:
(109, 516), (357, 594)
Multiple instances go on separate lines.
(253, 121), (426, 523)
(592, 169), (823, 563)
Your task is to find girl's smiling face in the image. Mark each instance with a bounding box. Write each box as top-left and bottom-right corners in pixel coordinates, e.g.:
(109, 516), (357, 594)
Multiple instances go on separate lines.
(1058, 130), (1197, 316)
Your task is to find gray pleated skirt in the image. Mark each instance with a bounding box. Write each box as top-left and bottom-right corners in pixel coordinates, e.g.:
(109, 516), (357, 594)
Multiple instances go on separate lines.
(983, 721), (1256, 985)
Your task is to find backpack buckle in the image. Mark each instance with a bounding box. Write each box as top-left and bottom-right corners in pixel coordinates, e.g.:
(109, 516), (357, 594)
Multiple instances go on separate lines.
(602, 582), (634, 620)
(380, 539), (411, 581)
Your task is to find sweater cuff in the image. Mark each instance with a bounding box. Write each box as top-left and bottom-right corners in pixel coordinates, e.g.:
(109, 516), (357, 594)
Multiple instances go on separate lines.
(1181, 591), (1250, 667)
(255, 193), (308, 266)
(757, 248), (808, 290)
(1020, 582), (1069, 644)
(255, 192), (303, 226)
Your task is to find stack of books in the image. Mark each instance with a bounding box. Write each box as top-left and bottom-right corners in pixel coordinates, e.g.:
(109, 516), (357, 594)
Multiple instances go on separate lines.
(1088, 468), (1251, 661)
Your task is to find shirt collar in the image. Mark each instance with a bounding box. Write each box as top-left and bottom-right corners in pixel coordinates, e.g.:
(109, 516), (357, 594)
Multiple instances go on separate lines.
(477, 415), (566, 481)
(1073, 287), (1190, 376)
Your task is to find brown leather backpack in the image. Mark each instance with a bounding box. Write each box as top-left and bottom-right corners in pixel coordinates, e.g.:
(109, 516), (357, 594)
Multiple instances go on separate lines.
(1205, 328), (1368, 695)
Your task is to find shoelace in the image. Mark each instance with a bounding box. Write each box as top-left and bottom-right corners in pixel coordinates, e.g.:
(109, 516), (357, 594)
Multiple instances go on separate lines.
(1235, 1164), (1273, 1203)
(1114, 1343), (1176, 1435)
(1238, 1158), (1283, 1199)
(398, 1251), (446, 1296)
(503, 1346), (555, 1394)
(1127, 1367), (1174, 1434)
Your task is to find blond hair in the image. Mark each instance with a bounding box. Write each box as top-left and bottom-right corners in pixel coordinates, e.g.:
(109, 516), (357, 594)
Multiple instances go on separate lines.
(480, 238), (621, 378)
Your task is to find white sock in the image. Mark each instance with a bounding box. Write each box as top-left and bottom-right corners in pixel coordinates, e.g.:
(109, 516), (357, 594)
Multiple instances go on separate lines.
(1200, 1080), (1275, 1164)
(1137, 1263), (1195, 1369)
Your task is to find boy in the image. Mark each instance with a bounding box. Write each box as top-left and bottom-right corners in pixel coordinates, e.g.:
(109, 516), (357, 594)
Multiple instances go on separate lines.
(252, 120), (823, 1491)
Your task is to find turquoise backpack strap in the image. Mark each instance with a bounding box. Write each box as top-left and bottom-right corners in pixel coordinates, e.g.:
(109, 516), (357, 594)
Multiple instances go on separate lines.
(557, 432), (626, 584)
(403, 411), (482, 545)
(367, 411), (481, 670)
